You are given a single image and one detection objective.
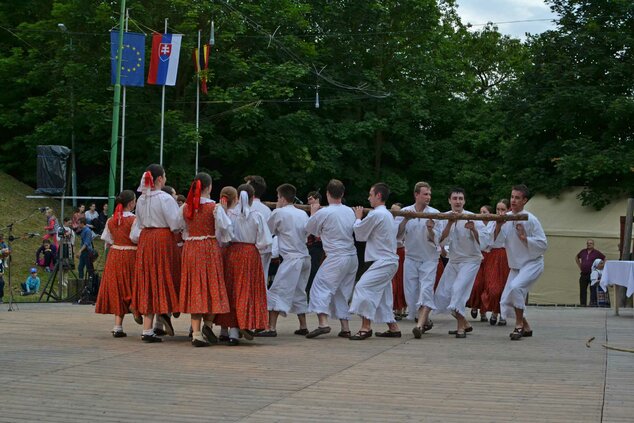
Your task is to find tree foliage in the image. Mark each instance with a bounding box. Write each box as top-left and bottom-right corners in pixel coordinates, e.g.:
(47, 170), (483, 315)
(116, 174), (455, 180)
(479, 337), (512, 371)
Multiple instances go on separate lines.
(0, 0), (631, 210)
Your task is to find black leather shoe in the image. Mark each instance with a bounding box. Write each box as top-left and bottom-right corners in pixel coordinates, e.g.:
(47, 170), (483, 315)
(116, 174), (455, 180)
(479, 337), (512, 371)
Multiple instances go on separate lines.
(158, 314), (175, 336)
(154, 328), (167, 337)
(240, 329), (255, 341)
(218, 335), (230, 342)
(112, 331), (127, 338)
(142, 334), (162, 343)
(306, 326), (331, 339)
(412, 326), (423, 339)
(375, 330), (402, 338)
(202, 325), (218, 344)
(191, 338), (210, 347)
(227, 338), (240, 346)
(294, 328), (309, 336)
(448, 326), (473, 335)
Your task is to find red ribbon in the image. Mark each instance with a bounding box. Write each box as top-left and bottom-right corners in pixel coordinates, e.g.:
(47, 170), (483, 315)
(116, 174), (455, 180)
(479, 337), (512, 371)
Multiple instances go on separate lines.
(185, 180), (201, 220)
(143, 171), (154, 189)
(114, 203), (124, 226)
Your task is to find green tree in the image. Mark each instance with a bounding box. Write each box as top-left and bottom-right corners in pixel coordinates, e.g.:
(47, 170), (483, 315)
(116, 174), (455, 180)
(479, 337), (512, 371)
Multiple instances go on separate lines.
(500, 0), (634, 209)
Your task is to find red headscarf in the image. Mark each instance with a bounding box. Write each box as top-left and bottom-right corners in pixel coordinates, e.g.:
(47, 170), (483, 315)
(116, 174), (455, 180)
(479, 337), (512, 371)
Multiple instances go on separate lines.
(185, 179), (201, 220)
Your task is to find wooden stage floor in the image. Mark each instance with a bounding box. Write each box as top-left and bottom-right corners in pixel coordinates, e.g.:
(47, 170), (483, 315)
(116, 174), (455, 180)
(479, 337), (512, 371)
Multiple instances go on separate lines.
(1, 304), (632, 422)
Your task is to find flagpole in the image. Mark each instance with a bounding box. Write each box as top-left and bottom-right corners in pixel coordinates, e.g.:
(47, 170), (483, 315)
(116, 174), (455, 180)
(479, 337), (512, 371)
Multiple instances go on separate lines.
(159, 18), (167, 166)
(120, 8), (129, 192)
(108, 0), (126, 216)
(195, 29), (201, 175)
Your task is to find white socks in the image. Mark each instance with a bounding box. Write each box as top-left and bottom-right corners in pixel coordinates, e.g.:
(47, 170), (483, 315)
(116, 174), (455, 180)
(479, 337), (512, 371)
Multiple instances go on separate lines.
(229, 327), (239, 339)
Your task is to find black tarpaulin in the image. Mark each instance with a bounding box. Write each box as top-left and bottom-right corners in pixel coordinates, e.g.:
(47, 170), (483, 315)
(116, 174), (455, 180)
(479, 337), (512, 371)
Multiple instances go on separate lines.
(35, 145), (71, 195)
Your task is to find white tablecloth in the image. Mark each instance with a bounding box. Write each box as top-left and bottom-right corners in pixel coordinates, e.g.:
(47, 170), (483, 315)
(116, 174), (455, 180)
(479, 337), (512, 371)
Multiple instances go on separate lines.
(600, 260), (634, 298)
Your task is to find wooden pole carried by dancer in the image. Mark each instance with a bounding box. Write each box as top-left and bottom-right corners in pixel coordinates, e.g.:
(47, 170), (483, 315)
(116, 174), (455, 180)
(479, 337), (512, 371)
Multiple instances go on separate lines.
(263, 202), (528, 222)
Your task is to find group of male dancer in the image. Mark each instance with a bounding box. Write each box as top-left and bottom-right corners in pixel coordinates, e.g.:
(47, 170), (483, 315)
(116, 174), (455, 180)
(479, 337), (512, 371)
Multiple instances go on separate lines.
(96, 164), (547, 345)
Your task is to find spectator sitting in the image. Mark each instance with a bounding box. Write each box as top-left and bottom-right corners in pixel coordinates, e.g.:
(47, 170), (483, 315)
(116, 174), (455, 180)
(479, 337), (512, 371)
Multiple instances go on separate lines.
(71, 204), (86, 234)
(93, 203), (109, 235)
(21, 267), (41, 295)
(62, 217), (76, 246)
(35, 239), (57, 272)
(85, 203), (99, 228)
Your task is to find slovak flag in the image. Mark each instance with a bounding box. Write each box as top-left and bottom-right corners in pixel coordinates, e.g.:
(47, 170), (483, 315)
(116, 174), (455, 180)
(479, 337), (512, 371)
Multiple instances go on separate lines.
(147, 33), (182, 86)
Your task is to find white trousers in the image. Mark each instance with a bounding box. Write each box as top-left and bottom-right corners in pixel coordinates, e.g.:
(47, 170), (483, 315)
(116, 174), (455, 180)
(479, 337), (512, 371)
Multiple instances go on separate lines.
(267, 256), (310, 315)
(500, 258), (544, 320)
(308, 254), (358, 320)
(260, 252), (272, 283)
(349, 260), (398, 324)
(434, 261), (480, 317)
(403, 257), (439, 319)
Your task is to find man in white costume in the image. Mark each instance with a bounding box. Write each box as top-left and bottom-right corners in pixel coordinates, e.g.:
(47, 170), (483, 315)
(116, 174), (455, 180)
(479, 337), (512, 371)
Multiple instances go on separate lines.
(397, 182), (442, 338)
(305, 179), (358, 339)
(255, 183), (311, 337)
(245, 175), (273, 280)
(349, 183), (401, 340)
(493, 184), (547, 340)
(434, 187), (490, 338)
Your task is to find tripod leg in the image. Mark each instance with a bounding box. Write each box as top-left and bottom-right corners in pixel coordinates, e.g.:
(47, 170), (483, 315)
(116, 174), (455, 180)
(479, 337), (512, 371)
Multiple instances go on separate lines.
(39, 264), (61, 302)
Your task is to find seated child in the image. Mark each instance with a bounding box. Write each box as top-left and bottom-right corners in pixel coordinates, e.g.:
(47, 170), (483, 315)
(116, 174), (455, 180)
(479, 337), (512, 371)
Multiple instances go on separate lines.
(21, 268), (41, 295)
(35, 239), (57, 271)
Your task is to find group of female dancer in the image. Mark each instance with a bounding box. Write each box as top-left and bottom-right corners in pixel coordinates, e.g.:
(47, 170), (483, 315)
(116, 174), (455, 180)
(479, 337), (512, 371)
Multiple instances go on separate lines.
(95, 164), (270, 347)
(391, 200), (512, 326)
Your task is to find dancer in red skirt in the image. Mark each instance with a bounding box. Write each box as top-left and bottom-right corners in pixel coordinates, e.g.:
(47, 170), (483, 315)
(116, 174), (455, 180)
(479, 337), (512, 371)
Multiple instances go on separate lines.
(390, 203), (407, 320)
(130, 164), (183, 343)
(467, 205), (494, 321)
(215, 184), (272, 345)
(481, 199), (511, 326)
(95, 190), (140, 337)
(179, 173), (232, 347)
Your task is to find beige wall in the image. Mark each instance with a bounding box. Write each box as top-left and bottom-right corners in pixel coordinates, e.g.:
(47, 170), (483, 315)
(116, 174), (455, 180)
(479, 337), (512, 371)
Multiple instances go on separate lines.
(529, 235), (621, 305)
(524, 188), (631, 305)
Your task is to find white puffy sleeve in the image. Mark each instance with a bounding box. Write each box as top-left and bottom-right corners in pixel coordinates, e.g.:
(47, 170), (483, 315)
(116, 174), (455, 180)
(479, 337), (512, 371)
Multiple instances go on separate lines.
(254, 212), (273, 251)
(214, 205), (234, 244)
(100, 219), (114, 246)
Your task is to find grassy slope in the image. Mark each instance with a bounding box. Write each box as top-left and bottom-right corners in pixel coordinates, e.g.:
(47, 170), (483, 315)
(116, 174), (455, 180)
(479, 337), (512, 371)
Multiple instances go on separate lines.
(0, 172), (104, 302)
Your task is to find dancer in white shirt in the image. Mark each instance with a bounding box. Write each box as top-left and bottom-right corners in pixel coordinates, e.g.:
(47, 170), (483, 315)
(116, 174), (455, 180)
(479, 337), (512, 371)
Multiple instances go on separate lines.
(434, 188), (490, 338)
(130, 164), (183, 343)
(244, 175), (273, 281)
(493, 185), (547, 340)
(397, 182), (442, 338)
(349, 183), (401, 340)
(255, 183), (311, 337)
(305, 179), (358, 339)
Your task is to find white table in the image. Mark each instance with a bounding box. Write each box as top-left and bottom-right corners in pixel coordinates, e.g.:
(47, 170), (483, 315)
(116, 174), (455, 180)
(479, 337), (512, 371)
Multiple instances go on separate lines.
(600, 260), (634, 315)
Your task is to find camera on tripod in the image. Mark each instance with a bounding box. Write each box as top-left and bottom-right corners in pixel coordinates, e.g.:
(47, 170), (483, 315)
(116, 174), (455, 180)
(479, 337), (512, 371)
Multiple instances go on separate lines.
(57, 226), (75, 270)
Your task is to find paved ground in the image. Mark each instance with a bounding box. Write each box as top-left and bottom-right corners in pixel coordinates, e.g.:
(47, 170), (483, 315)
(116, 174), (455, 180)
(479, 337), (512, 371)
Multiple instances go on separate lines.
(0, 304), (632, 422)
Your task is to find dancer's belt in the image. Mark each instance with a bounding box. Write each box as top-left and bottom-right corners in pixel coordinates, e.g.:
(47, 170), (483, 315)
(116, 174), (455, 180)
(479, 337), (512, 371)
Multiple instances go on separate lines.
(184, 235), (216, 241)
(111, 245), (137, 251)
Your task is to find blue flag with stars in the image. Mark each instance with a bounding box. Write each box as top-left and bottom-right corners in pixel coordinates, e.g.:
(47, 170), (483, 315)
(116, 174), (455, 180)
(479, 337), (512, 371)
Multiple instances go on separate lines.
(110, 31), (145, 87)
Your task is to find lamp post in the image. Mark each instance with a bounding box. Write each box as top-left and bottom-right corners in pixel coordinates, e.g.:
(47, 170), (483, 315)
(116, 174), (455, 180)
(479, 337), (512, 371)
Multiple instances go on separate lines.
(57, 23), (77, 209)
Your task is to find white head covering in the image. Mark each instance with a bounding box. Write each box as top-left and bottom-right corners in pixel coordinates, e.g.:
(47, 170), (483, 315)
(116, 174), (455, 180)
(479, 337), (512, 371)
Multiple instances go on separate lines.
(136, 171), (154, 195)
(238, 190), (251, 218)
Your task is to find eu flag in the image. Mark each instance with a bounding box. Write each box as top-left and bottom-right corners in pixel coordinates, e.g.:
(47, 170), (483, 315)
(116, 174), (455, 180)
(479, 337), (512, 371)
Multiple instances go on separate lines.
(110, 32), (145, 87)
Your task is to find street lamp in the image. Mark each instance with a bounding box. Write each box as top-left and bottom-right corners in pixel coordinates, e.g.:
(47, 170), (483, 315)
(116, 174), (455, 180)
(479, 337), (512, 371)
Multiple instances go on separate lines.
(57, 23), (77, 208)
